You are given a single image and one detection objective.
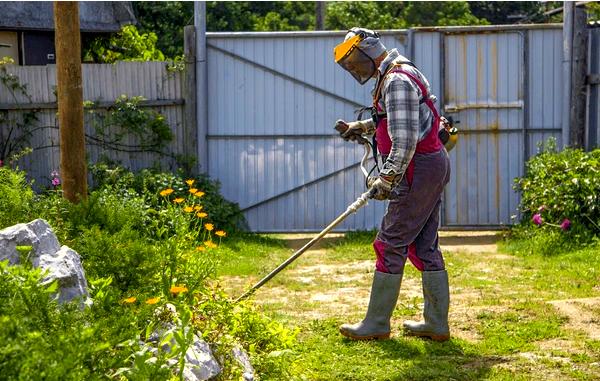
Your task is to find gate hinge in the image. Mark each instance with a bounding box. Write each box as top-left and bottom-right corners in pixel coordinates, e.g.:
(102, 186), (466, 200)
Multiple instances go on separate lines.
(587, 74), (600, 85)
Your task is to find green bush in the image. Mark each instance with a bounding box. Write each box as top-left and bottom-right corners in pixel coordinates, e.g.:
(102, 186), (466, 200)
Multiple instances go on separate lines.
(512, 139), (600, 250)
(90, 163), (248, 233)
(0, 262), (149, 380)
(0, 167), (34, 229)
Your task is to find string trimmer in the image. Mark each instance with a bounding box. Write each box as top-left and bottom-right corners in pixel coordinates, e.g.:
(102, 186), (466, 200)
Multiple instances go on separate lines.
(235, 132), (376, 302)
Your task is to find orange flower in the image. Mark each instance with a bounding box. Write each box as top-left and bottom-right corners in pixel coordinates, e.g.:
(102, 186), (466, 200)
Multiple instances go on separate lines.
(215, 230), (226, 237)
(145, 297), (160, 305)
(196, 246), (206, 251)
(189, 188), (198, 194)
(122, 296), (137, 304)
(204, 241), (218, 249)
(160, 188), (174, 197)
(197, 212), (208, 218)
(194, 205), (203, 211)
(173, 198), (184, 204)
(194, 191), (205, 198)
(204, 223), (214, 231)
(170, 285), (189, 294)
(186, 179), (195, 186)
(183, 206), (194, 213)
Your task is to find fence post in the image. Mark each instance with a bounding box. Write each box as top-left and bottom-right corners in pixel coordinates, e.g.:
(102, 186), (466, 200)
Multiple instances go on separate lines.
(194, 2), (209, 174)
(570, 5), (588, 148)
(54, 1), (87, 202)
(184, 25), (198, 175)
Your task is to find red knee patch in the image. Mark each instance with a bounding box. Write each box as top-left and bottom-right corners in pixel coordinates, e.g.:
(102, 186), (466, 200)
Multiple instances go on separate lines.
(373, 240), (390, 273)
(407, 243), (424, 272)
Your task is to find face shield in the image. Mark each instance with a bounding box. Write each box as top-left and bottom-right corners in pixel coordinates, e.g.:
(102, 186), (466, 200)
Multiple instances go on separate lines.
(334, 35), (377, 85)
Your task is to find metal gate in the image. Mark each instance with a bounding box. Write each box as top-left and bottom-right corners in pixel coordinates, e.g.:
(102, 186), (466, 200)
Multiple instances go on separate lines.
(206, 32), (408, 231)
(442, 32), (525, 226)
(205, 26), (573, 232)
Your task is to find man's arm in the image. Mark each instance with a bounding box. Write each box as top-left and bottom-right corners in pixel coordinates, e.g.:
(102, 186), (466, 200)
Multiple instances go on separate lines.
(379, 77), (420, 181)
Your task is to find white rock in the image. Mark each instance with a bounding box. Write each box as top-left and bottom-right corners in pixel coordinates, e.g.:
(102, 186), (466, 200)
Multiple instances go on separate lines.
(166, 334), (221, 381)
(38, 245), (89, 303)
(232, 346), (255, 381)
(0, 219), (89, 304)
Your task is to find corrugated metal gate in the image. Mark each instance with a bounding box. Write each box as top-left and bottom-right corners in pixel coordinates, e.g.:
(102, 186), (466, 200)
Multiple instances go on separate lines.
(206, 25), (589, 231)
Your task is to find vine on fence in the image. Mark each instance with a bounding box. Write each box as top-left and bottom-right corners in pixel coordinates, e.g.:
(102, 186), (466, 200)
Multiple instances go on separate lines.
(0, 58), (193, 172)
(0, 57), (39, 166)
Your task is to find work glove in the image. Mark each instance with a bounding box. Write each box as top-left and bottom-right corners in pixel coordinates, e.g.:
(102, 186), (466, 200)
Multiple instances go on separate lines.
(334, 119), (373, 144)
(369, 175), (394, 200)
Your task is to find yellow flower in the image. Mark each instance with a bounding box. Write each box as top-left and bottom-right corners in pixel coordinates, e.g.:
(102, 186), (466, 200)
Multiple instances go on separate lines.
(197, 212), (208, 218)
(189, 188), (198, 194)
(145, 297), (160, 305)
(205, 223), (214, 231)
(173, 198), (184, 204)
(215, 230), (226, 237)
(196, 246), (206, 251)
(170, 285), (189, 294)
(186, 179), (195, 186)
(204, 241), (218, 249)
(194, 191), (205, 198)
(122, 297), (137, 304)
(183, 206), (194, 213)
(194, 205), (203, 211)
(160, 188), (174, 197)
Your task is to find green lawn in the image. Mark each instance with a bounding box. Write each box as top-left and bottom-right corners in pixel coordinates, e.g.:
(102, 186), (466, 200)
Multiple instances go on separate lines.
(217, 232), (600, 380)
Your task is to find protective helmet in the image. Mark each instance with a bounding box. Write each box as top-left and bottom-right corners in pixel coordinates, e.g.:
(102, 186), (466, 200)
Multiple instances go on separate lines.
(334, 27), (387, 85)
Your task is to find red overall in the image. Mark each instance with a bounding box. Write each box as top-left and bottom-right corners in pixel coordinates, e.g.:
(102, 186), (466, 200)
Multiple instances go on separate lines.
(373, 67), (444, 272)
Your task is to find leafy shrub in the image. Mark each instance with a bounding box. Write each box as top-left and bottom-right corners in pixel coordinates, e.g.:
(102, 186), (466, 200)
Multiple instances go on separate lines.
(512, 139), (600, 250)
(0, 262), (148, 380)
(0, 167), (34, 229)
(90, 163), (248, 233)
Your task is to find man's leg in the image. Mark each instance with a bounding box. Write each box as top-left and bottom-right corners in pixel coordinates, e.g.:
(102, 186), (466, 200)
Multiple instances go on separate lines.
(403, 199), (450, 341)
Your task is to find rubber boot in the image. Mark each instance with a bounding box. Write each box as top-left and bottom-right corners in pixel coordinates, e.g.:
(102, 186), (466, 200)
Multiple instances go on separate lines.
(403, 270), (450, 341)
(339, 271), (402, 340)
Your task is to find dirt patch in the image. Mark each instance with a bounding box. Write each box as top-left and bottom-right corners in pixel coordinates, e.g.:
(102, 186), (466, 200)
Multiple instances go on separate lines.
(439, 231), (501, 254)
(549, 297), (600, 340)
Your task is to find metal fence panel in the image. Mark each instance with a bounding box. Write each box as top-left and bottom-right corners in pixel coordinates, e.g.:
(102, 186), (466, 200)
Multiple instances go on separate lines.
(442, 32), (525, 226)
(589, 28), (600, 149)
(206, 32), (409, 231)
(528, 29), (564, 155)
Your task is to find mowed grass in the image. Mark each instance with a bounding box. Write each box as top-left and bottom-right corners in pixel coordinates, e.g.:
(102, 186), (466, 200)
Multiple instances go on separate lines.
(217, 232), (600, 380)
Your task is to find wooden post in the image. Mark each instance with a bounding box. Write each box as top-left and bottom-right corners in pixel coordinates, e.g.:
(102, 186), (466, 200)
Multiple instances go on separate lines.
(569, 5), (588, 148)
(183, 25), (198, 175)
(54, 2), (87, 202)
(316, 2), (326, 30)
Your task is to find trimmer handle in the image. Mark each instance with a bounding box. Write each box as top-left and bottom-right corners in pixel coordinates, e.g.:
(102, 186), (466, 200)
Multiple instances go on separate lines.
(334, 121), (369, 145)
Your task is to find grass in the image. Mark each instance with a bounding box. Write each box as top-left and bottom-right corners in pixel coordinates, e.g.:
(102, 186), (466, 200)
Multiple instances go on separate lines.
(217, 232), (600, 380)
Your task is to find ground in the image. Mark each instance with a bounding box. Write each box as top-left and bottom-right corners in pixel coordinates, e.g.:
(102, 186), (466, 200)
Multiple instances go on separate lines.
(217, 231), (600, 380)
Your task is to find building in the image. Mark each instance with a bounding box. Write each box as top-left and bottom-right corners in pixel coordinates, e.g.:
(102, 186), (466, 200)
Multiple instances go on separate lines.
(0, 1), (136, 65)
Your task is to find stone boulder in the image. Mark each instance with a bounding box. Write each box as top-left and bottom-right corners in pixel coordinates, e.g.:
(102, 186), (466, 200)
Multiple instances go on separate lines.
(0, 219), (89, 304)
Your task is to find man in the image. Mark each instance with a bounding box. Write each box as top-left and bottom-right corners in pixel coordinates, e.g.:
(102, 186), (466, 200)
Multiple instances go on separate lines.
(333, 27), (451, 341)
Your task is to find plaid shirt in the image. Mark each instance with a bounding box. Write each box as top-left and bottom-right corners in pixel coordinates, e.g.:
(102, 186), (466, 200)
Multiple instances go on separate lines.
(374, 49), (435, 180)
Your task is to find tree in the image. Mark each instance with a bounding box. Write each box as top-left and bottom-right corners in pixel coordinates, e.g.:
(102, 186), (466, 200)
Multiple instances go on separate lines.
(83, 25), (165, 63)
(469, 2), (560, 24)
(325, 1), (488, 30)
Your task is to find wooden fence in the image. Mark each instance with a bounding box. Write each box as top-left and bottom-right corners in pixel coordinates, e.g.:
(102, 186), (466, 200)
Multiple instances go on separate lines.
(0, 61), (194, 189)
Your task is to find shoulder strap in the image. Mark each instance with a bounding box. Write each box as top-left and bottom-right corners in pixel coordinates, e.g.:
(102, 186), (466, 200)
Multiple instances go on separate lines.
(373, 64), (438, 119)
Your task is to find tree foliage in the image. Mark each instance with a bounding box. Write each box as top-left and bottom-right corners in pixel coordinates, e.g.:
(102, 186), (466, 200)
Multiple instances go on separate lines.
(326, 2), (488, 30)
(127, 1), (574, 60)
(83, 25), (165, 63)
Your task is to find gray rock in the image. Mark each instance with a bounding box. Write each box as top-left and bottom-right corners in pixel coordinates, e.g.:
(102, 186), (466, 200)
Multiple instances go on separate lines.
(0, 219), (89, 304)
(232, 346), (255, 381)
(176, 336), (221, 381)
(38, 246), (89, 304)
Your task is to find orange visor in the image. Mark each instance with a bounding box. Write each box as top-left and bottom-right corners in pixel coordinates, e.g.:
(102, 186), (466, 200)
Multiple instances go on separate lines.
(334, 35), (362, 63)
